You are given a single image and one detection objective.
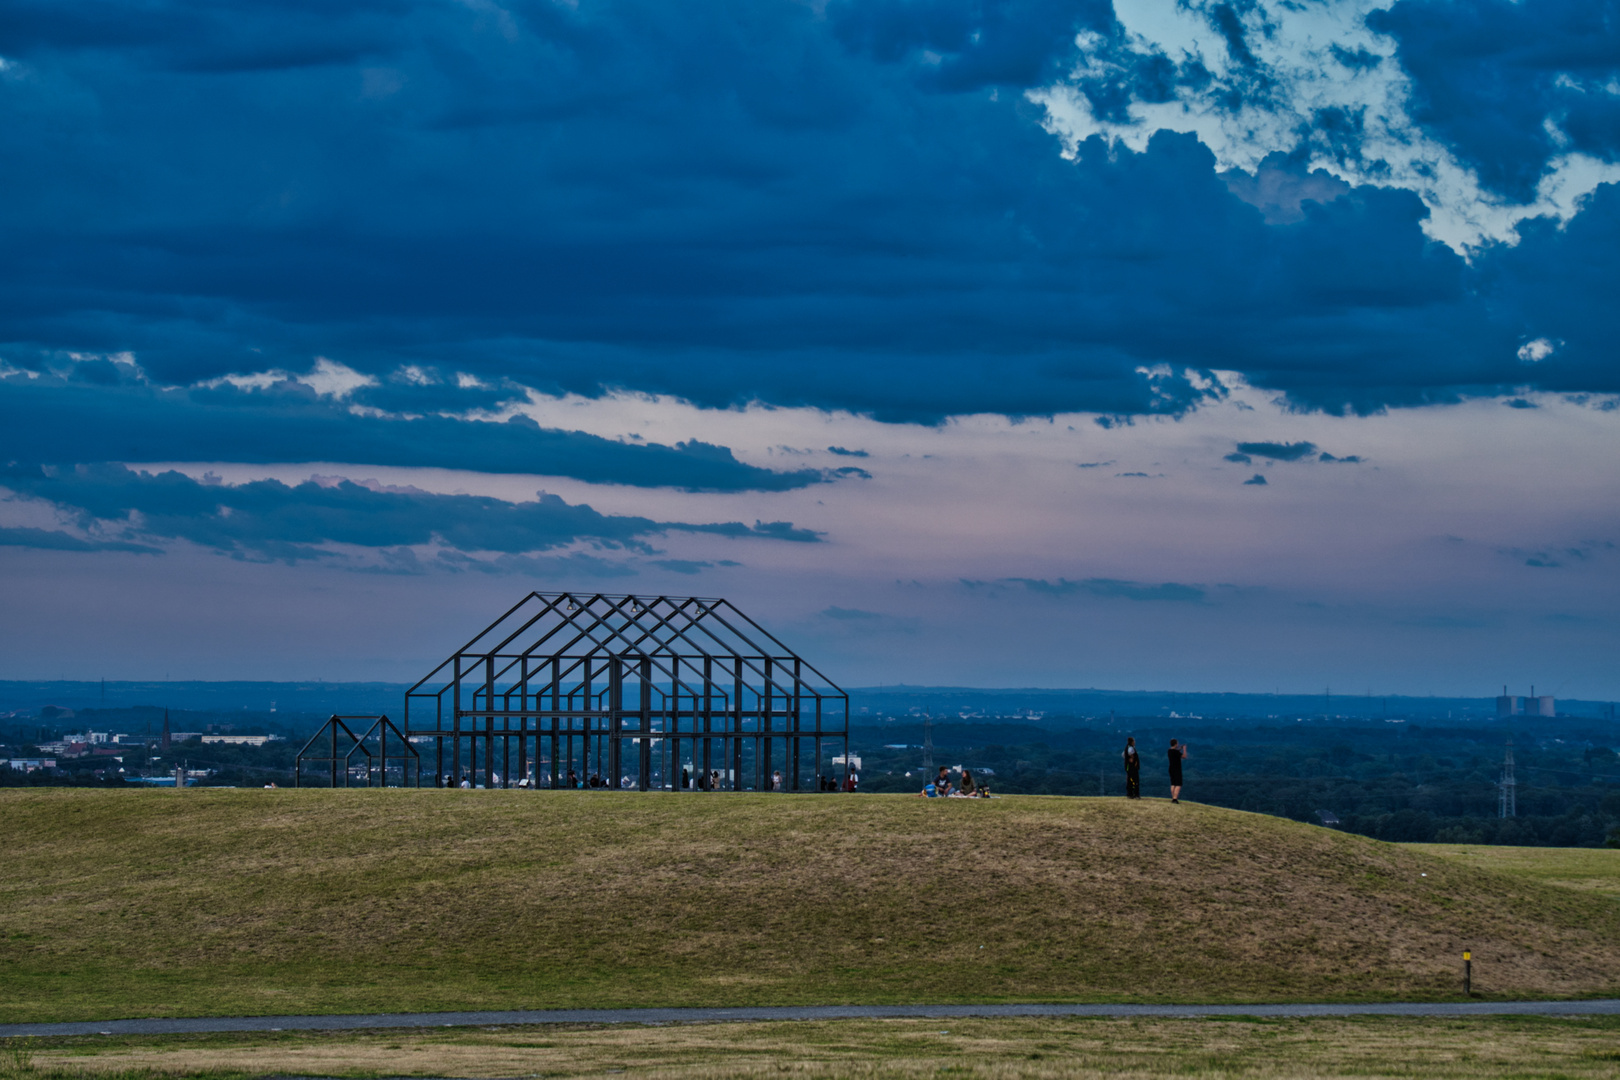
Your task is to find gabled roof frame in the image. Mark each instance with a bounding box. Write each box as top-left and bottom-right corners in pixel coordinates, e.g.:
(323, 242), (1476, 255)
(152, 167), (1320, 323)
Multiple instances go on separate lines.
(405, 592), (849, 792)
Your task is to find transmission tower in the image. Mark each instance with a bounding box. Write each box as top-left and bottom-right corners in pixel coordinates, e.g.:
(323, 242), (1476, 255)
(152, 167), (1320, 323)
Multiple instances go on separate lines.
(1499, 737), (1517, 818)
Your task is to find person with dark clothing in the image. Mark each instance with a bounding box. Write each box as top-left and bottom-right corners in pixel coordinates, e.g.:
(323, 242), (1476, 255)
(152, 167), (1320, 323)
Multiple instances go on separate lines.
(1168, 739), (1187, 803)
(1123, 737), (1141, 799)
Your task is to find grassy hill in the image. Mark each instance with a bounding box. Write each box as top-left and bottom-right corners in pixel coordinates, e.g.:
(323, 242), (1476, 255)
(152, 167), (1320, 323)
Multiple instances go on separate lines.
(1, 790), (1617, 1024)
(1414, 843), (1620, 901)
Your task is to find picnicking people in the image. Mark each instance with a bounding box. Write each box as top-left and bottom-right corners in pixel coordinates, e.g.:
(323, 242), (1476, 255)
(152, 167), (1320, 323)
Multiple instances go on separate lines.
(918, 765), (992, 797)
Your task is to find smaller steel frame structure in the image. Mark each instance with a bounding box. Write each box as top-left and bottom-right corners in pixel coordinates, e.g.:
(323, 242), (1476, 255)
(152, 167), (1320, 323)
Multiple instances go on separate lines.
(294, 714), (421, 788)
(405, 592), (850, 792)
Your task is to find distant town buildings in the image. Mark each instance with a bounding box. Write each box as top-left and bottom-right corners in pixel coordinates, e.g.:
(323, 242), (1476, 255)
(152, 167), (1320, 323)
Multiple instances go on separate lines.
(18, 727), (278, 760)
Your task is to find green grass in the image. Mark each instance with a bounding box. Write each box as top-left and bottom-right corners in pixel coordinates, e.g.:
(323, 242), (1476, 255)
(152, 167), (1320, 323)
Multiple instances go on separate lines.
(1417, 844), (1620, 901)
(2, 789), (1618, 1024)
(11, 1016), (1620, 1079)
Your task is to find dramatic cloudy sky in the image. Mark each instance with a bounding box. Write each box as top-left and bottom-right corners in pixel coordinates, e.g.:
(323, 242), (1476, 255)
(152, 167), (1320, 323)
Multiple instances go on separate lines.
(3, 0), (1619, 696)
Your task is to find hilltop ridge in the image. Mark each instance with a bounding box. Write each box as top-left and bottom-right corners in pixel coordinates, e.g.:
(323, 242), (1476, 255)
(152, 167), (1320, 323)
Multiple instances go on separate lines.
(1, 790), (1617, 1024)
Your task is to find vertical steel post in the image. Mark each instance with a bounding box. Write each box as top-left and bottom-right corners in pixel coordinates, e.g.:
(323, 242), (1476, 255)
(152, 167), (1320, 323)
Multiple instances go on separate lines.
(639, 654), (652, 791)
(484, 655), (495, 790)
(518, 658), (528, 787)
(452, 656), (462, 786)
(791, 657), (802, 791)
(762, 657), (773, 789)
(609, 655), (623, 786)
(702, 655), (713, 788)
(669, 656), (680, 790)
(733, 657), (744, 790)
(582, 658), (592, 784)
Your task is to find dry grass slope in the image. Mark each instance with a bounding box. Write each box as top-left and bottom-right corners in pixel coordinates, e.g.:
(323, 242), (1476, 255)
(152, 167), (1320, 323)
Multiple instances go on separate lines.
(1, 789), (1617, 1023)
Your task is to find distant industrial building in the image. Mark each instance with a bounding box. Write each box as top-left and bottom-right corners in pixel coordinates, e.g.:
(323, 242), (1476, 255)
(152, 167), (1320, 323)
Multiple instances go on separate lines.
(1496, 687), (1554, 718)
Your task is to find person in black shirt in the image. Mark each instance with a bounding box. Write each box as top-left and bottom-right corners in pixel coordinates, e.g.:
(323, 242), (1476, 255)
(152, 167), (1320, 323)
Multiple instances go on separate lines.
(1168, 738), (1187, 803)
(1123, 737), (1141, 799)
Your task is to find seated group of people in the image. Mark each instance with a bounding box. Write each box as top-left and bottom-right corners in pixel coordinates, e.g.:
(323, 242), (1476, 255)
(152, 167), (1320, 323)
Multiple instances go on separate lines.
(919, 765), (991, 798)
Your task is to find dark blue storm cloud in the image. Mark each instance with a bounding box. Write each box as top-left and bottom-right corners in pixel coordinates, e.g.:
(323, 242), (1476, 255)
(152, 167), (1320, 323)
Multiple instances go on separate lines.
(1235, 441), (1317, 461)
(0, 371), (820, 491)
(0, 526), (160, 555)
(0, 464), (821, 563)
(0, 0), (1615, 427)
(1370, 0), (1620, 202)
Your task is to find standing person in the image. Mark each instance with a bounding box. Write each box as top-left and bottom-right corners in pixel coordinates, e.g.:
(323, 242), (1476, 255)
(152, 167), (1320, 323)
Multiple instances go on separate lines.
(1168, 739), (1187, 803)
(1123, 737), (1140, 799)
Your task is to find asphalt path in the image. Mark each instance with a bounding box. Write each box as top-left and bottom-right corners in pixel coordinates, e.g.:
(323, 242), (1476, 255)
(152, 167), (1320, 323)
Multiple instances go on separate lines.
(4, 1000), (1619, 1038)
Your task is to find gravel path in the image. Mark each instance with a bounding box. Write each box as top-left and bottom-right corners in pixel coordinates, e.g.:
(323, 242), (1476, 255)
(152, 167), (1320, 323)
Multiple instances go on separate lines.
(4, 1000), (1619, 1038)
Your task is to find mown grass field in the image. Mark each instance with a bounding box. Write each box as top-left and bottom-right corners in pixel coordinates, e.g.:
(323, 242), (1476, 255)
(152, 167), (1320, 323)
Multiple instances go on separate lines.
(9, 1016), (1620, 1079)
(1416, 843), (1620, 901)
(2, 789), (1618, 1024)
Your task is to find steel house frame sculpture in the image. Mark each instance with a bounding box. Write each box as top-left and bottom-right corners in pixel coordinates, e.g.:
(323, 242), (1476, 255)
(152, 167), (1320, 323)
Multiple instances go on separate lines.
(294, 714), (421, 787)
(404, 592), (850, 792)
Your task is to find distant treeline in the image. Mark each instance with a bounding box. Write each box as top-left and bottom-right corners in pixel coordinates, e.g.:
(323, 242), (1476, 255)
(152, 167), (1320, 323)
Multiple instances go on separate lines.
(853, 716), (1620, 848)
(6, 681), (1620, 723)
(850, 686), (1620, 721)
(0, 681), (408, 719)
(6, 702), (1620, 849)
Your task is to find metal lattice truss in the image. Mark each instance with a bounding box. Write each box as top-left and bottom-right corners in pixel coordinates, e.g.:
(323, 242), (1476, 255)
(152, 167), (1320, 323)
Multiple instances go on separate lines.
(405, 592), (849, 792)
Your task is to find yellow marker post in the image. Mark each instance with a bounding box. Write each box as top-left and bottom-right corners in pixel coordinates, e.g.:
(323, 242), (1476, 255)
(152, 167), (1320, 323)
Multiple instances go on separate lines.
(1463, 951), (1472, 996)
